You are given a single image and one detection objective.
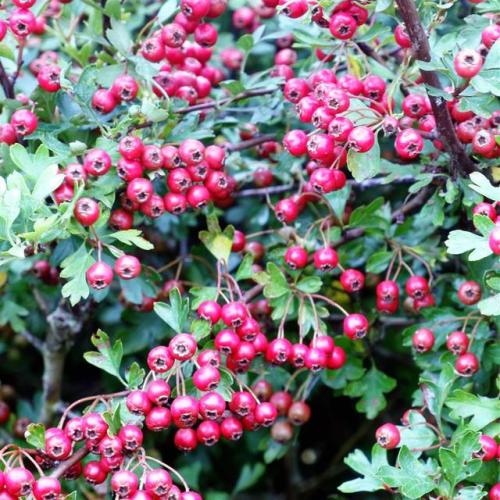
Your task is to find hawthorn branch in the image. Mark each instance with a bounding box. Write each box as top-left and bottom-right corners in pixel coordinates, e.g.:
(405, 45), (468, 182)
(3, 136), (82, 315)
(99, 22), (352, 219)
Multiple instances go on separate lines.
(50, 446), (89, 479)
(0, 61), (14, 99)
(176, 87), (278, 115)
(395, 0), (475, 178)
(19, 331), (44, 352)
(40, 299), (91, 425)
(225, 134), (276, 153)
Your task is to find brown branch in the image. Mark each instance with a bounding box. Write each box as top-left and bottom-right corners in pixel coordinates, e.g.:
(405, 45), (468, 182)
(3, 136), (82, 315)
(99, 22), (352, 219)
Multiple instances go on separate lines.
(225, 134), (276, 153)
(395, 0), (475, 178)
(0, 61), (14, 99)
(40, 300), (91, 425)
(50, 446), (89, 479)
(177, 87), (277, 115)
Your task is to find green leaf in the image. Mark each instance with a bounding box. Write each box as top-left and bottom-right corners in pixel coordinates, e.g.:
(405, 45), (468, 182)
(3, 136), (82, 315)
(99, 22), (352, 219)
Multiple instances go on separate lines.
(344, 365), (396, 419)
(154, 288), (190, 334)
(378, 446), (436, 499)
(189, 287), (218, 309)
(104, 0), (121, 18)
(24, 423), (45, 449)
(32, 164), (64, 201)
(199, 215), (234, 263)
(445, 230), (492, 261)
(347, 139), (381, 182)
(263, 262), (290, 299)
(398, 411), (436, 452)
(108, 230), (154, 250)
(235, 253), (254, 281)
(439, 430), (481, 489)
(102, 404), (122, 435)
(348, 197), (386, 228)
(83, 329), (124, 381)
(446, 390), (500, 430)
(420, 362), (456, 424)
(366, 250), (393, 273)
(477, 293), (500, 316)
(191, 319), (211, 341)
(106, 18), (132, 56)
(473, 214), (495, 237)
(296, 276), (322, 293)
(0, 43), (15, 61)
(233, 463), (265, 494)
(125, 362), (146, 389)
(339, 444), (388, 493)
(60, 243), (94, 306)
(468, 172), (500, 201)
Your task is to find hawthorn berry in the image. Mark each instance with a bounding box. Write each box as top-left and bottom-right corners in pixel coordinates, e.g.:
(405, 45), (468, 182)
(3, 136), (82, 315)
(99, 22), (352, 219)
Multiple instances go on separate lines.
(74, 197), (100, 226)
(412, 328), (435, 353)
(446, 330), (469, 355)
(86, 261), (114, 290)
(455, 351), (479, 376)
(343, 313), (369, 339)
(457, 280), (482, 305)
(375, 423), (400, 449)
(454, 49), (483, 79)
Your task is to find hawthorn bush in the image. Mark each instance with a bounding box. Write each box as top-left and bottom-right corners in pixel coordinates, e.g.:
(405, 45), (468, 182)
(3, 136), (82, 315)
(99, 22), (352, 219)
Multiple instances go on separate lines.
(0, 0), (499, 497)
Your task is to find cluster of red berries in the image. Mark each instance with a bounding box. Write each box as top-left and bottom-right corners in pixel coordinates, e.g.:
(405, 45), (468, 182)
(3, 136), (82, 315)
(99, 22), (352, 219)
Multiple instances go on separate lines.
(138, 0), (227, 105)
(0, 108), (38, 145)
(375, 274), (434, 315)
(0, 416), (202, 499)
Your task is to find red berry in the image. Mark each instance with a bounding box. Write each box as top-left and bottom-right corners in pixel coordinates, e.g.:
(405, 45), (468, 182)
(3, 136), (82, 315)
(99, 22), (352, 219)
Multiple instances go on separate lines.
(313, 246), (338, 271)
(454, 49), (483, 79)
(169, 333), (197, 361)
(37, 65), (61, 92)
(9, 8), (36, 37)
(118, 424), (143, 451)
(86, 261), (113, 290)
(457, 280), (482, 305)
(395, 129), (424, 160)
(285, 246), (308, 269)
(278, 0), (307, 18)
(221, 301), (248, 328)
(329, 12), (357, 40)
(127, 178), (154, 204)
(199, 391), (226, 420)
(193, 365), (220, 391)
(92, 89), (117, 113)
(394, 24), (411, 48)
(375, 423), (400, 449)
(489, 226), (500, 255)
(473, 202), (496, 221)
(171, 395), (199, 428)
(265, 338), (292, 365)
(74, 197), (100, 226)
(412, 328), (435, 353)
(111, 74), (139, 102)
(114, 254), (141, 280)
(327, 345), (346, 369)
(5, 468), (35, 497)
(283, 129), (308, 156)
(10, 109), (38, 136)
(455, 352), (479, 376)
(343, 313), (369, 339)
(83, 148), (112, 176)
(197, 419), (221, 446)
(254, 402), (278, 427)
(348, 126), (375, 152)
(220, 416), (243, 440)
(144, 469), (172, 497)
(111, 470), (139, 498)
(362, 75), (386, 101)
(126, 390), (152, 415)
(405, 275), (430, 299)
(33, 477), (62, 500)
(284, 78), (310, 103)
(476, 435), (498, 461)
(83, 461), (107, 485)
(287, 401), (311, 425)
(289, 342), (309, 368)
(340, 268), (365, 292)
(446, 330), (469, 355)
(472, 130), (496, 156)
